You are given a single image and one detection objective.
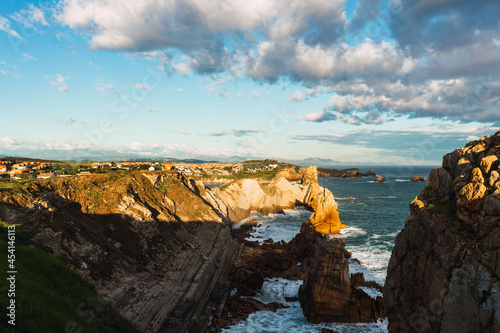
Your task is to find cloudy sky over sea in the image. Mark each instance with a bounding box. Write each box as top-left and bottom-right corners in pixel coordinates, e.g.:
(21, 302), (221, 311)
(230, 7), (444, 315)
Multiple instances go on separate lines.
(1, 0), (499, 163)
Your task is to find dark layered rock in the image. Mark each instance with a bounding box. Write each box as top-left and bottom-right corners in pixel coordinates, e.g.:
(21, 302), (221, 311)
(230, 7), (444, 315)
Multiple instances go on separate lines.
(297, 222), (385, 323)
(384, 132), (500, 333)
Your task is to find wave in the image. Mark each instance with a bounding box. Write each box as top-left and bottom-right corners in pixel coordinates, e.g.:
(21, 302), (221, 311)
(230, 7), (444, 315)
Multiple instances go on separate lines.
(395, 179), (410, 182)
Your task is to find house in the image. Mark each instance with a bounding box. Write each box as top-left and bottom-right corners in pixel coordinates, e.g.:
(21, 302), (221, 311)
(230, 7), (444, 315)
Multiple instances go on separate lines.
(148, 166), (155, 171)
(37, 173), (57, 179)
(77, 171), (92, 176)
(0, 166), (6, 173)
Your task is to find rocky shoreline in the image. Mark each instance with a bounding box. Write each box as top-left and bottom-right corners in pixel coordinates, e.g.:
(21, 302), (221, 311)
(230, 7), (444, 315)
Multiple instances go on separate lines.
(1, 164), (377, 332)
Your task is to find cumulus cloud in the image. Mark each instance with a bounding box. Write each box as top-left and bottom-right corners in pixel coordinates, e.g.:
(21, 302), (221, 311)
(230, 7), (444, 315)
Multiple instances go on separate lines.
(252, 89), (261, 99)
(175, 88), (185, 92)
(51, 0), (500, 124)
(45, 73), (69, 92)
(150, 108), (161, 113)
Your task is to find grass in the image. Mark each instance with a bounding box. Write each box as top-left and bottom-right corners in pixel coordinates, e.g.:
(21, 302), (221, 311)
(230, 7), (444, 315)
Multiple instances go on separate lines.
(0, 236), (138, 333)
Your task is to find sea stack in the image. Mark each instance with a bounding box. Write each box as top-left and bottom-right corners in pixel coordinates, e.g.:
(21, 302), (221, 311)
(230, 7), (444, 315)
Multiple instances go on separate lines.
(384, 132), (500, 332)
(374, 176), (386, 183)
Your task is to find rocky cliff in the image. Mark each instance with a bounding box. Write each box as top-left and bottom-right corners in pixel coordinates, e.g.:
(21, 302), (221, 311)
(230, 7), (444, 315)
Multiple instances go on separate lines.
(195, 165), (344, 234)
(0, 171), (240, 333)
(0, 165), (343, 332)
(384, 132), (500, 332)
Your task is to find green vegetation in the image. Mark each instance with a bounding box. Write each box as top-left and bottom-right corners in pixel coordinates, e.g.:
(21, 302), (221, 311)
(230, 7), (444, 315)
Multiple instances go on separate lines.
(0, 231), (138, 333)
(424, 199), (456, 217)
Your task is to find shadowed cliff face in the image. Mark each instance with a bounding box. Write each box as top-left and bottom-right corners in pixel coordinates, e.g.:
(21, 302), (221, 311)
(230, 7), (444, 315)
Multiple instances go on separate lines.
(384, 132), (500, 333)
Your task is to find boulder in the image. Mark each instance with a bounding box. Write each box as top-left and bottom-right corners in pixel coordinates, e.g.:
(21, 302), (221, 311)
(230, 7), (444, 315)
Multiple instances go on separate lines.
(374, 176), (386, 183)
(480, 155), (499, 175)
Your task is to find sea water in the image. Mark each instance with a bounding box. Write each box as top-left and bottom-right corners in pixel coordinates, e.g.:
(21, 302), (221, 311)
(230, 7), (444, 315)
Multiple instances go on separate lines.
(224, 166), (435, 333)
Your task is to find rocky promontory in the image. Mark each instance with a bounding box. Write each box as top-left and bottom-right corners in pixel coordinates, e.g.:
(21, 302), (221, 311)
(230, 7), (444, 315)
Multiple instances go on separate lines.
(384, 132), (500, 332)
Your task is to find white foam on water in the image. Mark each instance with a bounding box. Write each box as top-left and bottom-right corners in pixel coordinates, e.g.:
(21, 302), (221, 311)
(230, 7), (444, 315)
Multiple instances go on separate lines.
(337, 226), (368, 238)
(347, 244), (392, 284)
(395, 179), (410, 182)
(223, 278), (389, 333)
(385, 231), (399, 238)
(358, 286), (383, 298)
(250, 278), (302, 304)
(244, 208), (311, 244)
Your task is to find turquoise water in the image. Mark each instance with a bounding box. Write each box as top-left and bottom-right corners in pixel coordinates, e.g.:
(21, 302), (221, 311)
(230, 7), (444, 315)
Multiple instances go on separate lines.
(225, 166), (435, 333)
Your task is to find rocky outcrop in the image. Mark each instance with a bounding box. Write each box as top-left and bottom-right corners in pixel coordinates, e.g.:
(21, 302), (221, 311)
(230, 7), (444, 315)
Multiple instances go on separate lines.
(297, 222), (385, 323)
(318, 167), (363, 178)
(384, 132), (500, 333)
(410, 176), (428, 182)
(374, 176), (386, 183)
(364, 170), (377, 177)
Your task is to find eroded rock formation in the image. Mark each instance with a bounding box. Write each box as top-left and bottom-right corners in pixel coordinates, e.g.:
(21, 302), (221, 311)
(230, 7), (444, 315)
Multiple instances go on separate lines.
(384, 132), (500, 333)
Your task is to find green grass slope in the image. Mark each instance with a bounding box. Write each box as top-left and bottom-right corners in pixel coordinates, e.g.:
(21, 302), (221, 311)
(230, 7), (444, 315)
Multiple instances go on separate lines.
(0, 234), (138, 333)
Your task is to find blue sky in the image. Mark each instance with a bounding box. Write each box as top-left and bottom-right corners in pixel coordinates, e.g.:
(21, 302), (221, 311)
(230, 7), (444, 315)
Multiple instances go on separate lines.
(0, 0), (499, 164)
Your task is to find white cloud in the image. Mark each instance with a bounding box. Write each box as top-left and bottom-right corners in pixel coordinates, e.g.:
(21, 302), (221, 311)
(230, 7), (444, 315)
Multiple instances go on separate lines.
(11, 4), (48, 28)
(66, 117), (76, 125)
(1, 69), (20, 79)
(21, 53), (37, 61)
(45, 73), (69, 92)
(94, 77), (114, 94)
(288, 89), (305, 102)
(173, 63), (191, 75)
(150, 108), (161, 113)
(0, 15), (21, 38)
(252, 89), (261, 99)
(175, 88), (185, 92)
(135, 83), (151, 90)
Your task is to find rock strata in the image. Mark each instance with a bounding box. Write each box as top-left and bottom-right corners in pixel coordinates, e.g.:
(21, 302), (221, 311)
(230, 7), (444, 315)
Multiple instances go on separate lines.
(384, 131), (500, 333)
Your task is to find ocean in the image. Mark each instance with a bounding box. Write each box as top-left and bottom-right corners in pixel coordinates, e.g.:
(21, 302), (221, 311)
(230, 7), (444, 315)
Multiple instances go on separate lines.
(224, 165), (436, 333)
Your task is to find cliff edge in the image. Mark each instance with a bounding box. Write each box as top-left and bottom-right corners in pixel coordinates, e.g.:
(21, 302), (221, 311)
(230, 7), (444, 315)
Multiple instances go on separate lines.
(384, 132), (500, 332)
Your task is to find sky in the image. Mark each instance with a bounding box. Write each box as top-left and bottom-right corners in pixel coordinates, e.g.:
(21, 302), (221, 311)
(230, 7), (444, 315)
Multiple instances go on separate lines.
(0, 0), (499, 165)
